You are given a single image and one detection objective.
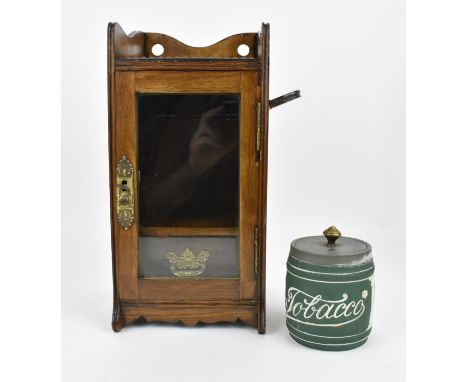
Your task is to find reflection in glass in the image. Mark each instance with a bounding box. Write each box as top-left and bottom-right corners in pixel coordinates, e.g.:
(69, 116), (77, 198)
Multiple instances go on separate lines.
(137, 94), (240, 279)
(138, 94), (239, 227)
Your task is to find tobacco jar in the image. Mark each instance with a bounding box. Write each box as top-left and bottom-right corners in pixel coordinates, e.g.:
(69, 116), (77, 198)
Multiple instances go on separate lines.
(285, 226), (375, 351)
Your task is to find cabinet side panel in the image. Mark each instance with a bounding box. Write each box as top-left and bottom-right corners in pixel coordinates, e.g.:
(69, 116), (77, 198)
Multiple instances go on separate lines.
(108, 23), (122, 330)
(258, 23), (270, 333)
(239, 71), (260, 300)
(114, 72), (138, 299)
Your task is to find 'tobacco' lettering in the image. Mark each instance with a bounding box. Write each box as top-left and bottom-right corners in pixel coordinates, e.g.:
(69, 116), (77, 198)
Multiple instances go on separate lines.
(286, 287), (366, 326)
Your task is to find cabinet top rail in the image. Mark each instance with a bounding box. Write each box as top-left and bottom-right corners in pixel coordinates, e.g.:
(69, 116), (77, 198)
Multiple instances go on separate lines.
(109, 22), (267, 63)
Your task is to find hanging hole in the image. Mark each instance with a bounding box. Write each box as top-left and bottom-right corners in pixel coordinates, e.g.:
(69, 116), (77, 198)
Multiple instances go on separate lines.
(121, 180), (127, 185)
(237, 44), (250, 57)
(152, 43), (164, 57)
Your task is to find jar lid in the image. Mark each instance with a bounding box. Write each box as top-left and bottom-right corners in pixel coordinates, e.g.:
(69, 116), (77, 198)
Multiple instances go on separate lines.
(289, 226), (372, 266)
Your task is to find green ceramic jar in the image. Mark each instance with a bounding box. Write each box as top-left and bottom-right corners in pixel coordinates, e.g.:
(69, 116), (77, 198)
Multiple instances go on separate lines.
(286, 226), (374, 351)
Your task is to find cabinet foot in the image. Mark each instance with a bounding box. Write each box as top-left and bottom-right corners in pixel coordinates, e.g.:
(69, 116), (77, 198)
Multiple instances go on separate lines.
(112, 304), (124, 332)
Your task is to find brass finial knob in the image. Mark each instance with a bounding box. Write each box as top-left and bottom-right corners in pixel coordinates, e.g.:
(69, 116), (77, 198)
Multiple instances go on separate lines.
(323, 226), (341, 245)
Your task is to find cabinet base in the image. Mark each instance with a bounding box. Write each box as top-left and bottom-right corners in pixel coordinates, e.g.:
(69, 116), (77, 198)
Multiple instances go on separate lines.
(112, 301), (261, 332)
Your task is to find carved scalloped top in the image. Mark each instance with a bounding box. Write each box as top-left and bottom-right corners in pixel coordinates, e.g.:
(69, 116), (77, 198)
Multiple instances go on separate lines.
(109, 22), (260, 60)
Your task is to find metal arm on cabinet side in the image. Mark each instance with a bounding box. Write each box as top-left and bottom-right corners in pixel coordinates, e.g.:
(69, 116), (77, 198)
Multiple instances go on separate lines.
(269, 90), (301, 109)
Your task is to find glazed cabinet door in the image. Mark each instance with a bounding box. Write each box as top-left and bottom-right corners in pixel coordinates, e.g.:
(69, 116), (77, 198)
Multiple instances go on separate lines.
(111, 71), (260, 302)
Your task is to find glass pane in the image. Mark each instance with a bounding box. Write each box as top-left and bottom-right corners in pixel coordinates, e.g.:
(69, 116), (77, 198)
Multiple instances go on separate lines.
(139, 237), (239, 278)
(137, 94), (240, 279)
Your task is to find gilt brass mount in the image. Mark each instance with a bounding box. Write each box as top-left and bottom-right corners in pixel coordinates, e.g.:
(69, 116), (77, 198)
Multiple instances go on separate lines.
(166, 248), (210, 277)
(254, 226), (259, 274)
(256, 102), (261, 162)
(116, 156), (134, 230)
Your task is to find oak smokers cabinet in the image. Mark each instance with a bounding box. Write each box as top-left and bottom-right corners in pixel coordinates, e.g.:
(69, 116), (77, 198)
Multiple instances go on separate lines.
(107, 22), (299, 332)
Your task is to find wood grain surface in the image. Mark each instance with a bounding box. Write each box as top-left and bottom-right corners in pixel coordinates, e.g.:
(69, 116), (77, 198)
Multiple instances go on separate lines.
(108, 22), (269, 332)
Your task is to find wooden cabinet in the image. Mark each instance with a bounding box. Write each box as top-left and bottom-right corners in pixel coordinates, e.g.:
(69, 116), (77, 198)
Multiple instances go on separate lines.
(107, 22), (298, 332)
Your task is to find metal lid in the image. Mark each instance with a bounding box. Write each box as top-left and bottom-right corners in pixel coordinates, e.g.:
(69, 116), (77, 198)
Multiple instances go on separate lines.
(289, 226), (372, 266)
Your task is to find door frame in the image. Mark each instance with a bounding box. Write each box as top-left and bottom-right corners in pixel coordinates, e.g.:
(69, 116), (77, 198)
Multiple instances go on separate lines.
(111, 70), (260, 302)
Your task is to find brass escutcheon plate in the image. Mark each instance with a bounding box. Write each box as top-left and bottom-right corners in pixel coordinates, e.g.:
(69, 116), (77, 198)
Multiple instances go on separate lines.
(116, 156), (134, 230)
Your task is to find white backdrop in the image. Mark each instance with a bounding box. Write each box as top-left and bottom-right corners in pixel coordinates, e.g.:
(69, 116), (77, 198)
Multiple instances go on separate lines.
(62, 0), (405, 380)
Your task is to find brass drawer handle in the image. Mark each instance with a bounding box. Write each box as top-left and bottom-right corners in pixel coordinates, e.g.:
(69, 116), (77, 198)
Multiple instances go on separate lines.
(116, 156), (134, 230)
(166, 248), (210, 277)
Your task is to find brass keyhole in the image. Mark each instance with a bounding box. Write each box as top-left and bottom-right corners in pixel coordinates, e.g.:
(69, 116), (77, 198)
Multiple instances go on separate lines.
(121, 180), (128, 192)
